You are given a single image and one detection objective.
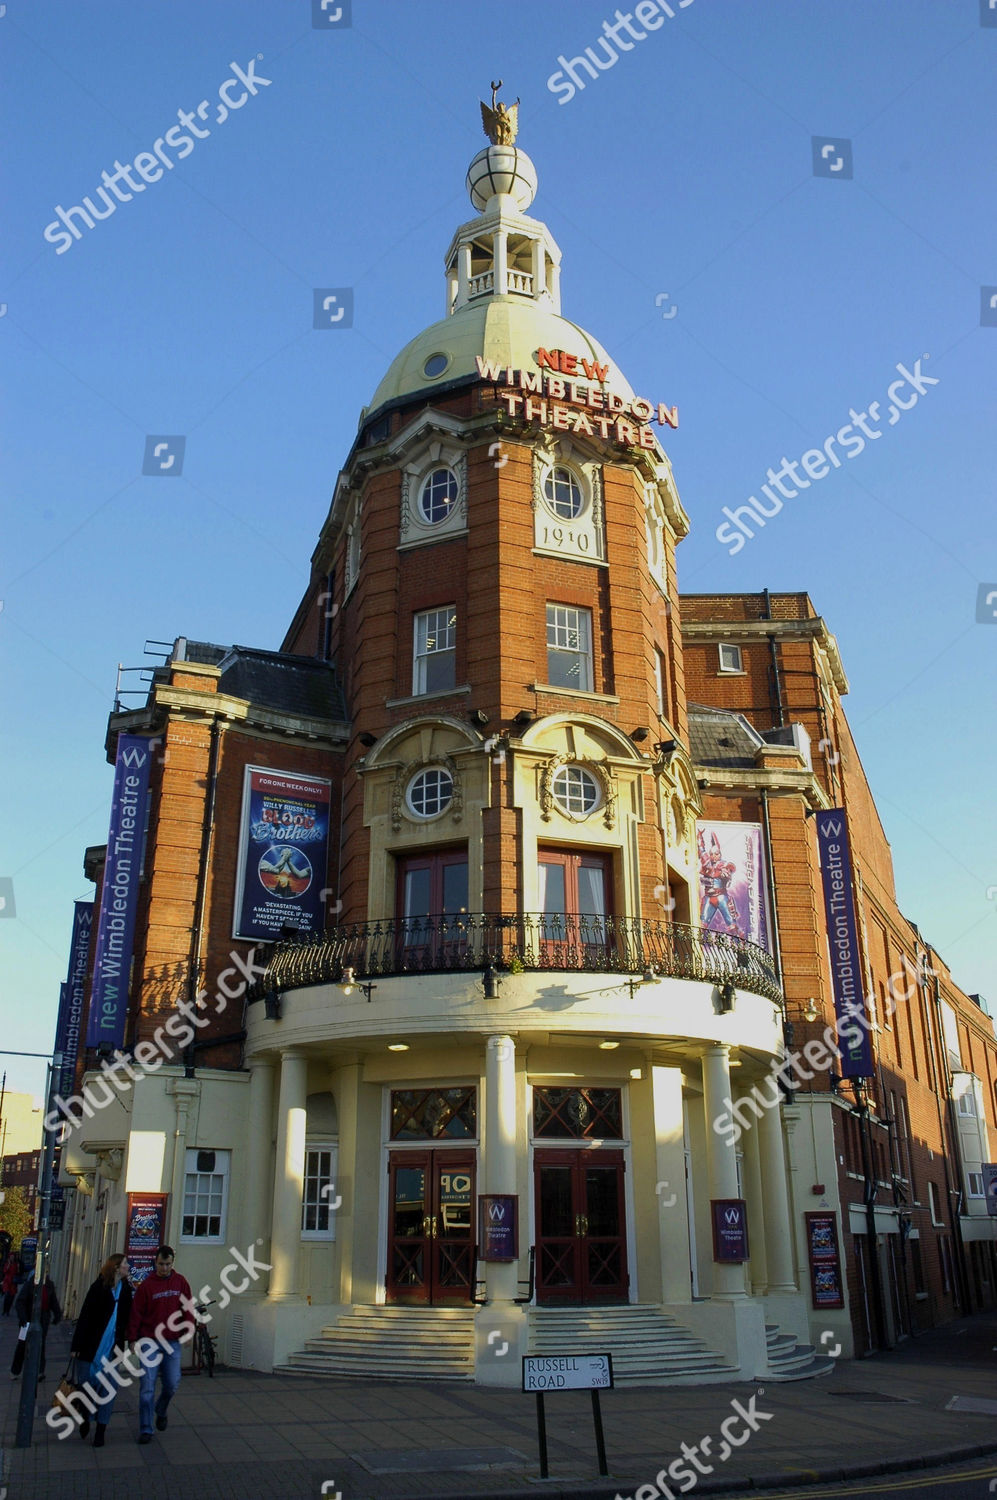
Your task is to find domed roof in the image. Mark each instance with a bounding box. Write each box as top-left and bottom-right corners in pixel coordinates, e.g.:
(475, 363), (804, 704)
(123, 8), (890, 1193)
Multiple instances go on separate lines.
(367, 295), (637, 415)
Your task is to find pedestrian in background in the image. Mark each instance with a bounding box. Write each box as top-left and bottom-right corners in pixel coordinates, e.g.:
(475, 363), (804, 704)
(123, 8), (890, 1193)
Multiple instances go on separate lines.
(70, 1253), (133, 1446)
(1, 1256), (19, 1316)
(11, 1269), (62, 1379)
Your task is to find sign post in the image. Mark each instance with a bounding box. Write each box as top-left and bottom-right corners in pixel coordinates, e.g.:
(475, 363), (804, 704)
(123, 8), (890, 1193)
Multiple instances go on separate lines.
(521, 1353), (613, 1479)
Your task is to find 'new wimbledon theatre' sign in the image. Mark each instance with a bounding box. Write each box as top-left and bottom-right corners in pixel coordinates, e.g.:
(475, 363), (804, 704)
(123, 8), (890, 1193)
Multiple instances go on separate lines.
(86, 734), (153, 1048)
(814, 810), (874, 1079)
(476, 348), (678, 451)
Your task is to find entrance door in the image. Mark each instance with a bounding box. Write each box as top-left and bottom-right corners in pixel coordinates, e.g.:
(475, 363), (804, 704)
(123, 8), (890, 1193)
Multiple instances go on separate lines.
(534, 1149), (629, 1304)
(386, 1151), (475, 1305)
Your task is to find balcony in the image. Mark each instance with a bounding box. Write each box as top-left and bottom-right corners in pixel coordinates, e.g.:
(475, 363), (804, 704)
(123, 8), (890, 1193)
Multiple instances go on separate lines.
(250, 915), (782, 1005)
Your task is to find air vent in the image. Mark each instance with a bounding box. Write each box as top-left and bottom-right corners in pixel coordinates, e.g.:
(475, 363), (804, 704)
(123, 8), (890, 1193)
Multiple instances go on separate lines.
(229, 1313), (244, 1367)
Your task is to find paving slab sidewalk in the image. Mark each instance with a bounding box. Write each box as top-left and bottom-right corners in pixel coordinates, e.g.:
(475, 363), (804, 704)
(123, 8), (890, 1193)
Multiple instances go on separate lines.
(2, 1309), (997, 1500)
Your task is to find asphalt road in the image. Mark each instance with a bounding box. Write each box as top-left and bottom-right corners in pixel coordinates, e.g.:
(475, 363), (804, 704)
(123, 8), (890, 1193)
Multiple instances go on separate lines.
(740, 1458), (997, 1499)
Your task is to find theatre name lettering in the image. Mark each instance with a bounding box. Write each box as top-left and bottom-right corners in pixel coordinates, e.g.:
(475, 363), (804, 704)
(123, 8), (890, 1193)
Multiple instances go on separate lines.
(476, 348), (678, 450)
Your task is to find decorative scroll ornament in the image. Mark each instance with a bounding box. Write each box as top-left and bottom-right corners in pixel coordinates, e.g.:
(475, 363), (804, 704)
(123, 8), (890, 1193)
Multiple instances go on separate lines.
(480, 81), (519, 145)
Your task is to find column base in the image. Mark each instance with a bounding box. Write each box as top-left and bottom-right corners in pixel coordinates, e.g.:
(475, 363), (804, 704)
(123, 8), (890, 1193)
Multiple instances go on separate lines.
(473, 1304), (528, 1387)
(679, 1297), (769, 1379)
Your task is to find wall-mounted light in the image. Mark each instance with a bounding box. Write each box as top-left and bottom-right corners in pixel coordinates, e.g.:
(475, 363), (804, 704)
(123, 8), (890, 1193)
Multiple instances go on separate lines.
(339, 966), (377, 1002)
(656, 739), (677, 758)
(630, 726), (650, 743)
(624, 967), (657, 1000)
(470, 708), (490, 727)
(513, 709), (535, 729)
(802, 997), (819, 1023)
(598, 1040), (620, 1051)
(263, 989), (283, 1021)
(717, 979), (736, 1013)
(629, 1067), (643, 1081)
(482, 965), (502, 999)
(387, 1042), (409, 1052)
(358, 732), (378, 748)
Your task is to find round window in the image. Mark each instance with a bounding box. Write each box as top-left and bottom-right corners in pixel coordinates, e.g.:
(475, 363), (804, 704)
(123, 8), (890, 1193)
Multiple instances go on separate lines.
(419, 467), (459, 525)
(407, 767), (454, 818)
(551, 765), (600, 816)
(543, 466), (584, 520)
(423, 353), (450, 378)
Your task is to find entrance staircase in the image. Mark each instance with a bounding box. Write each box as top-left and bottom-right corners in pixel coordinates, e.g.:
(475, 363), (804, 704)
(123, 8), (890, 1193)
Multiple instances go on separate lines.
(763, 1323), (836, 1381)
(528, 1305), (737, 1387)
(278, 1306), (476, 1382)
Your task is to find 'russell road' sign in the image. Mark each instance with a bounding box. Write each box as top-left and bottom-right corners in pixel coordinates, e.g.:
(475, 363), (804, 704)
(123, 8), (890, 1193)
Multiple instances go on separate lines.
(522, 1354), (613, 1391)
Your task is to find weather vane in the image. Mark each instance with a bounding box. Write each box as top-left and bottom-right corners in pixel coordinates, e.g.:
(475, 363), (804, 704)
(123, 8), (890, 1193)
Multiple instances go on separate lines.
(480, 80), (519, 145)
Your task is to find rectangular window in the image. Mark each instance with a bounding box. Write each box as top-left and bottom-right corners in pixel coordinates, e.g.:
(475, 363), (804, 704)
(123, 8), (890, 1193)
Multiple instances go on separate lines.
(957, 1089), (977, 1115)
(301, 1144), (338, 1239)
(718, 643), (743, 673)
(654, 649), (666, 718)
(968, 1171), (985, 1198)
(181, 1148), (230, 1243)
(929, 1180), (944, 1227)
(546, 604), (593, 691)
(413, 607), (457, 694)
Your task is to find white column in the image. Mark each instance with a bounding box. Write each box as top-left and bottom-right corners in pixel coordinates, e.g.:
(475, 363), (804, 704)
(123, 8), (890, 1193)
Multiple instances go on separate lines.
(701, 1046), (747, 1298)
(758, 1098), (797, 1293)
(484, 1035), (517, 1303)
(457, 242), (471, 306)
(492, 230), (508, 296)
(242, 1061), (275, 1282)
(446, 267), (458, 316)
(166, 1079), (199, 1249)
(652, 1066), (692, 1305)
(268, 1050), (308, 1299)
(531, 239), (544, 302)
(739, 1103), (768, 1296)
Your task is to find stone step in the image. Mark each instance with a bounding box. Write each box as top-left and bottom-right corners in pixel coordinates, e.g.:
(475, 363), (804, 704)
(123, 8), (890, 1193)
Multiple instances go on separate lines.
(765, 1356), (836, 1383)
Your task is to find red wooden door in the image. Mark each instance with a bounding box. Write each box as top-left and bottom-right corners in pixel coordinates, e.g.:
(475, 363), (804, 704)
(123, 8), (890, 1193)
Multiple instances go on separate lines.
(386, 1151), (475, 1305)
(534, 1148), (628, 1304)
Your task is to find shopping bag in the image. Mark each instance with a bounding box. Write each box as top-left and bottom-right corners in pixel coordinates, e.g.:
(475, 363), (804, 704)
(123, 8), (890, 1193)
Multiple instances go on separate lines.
(52, 1356), (80, 1410)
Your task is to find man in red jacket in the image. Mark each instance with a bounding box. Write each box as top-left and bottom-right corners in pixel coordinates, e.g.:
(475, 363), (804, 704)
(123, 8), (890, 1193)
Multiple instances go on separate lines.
(127, 1245), (194, 1443)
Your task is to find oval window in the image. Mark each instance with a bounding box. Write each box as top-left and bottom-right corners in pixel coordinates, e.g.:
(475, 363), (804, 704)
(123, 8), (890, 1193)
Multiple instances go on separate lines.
(543, 466), (584, 520)
(407, 767), (454, 819)
(423, 353), (450, 378)
(551, 765), (599, 816)
(419, 467), (459, 525)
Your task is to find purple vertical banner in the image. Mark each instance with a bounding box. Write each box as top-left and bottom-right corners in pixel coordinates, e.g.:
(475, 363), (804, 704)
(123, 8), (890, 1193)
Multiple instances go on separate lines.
(814, 810), (874, 1078)
(58, 900), (93, 1094)
(86, 736), (153, 1048)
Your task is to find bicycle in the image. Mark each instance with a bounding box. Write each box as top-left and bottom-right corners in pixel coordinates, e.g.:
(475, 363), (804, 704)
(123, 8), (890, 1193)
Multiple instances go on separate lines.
(190, 1299), (217, 1377)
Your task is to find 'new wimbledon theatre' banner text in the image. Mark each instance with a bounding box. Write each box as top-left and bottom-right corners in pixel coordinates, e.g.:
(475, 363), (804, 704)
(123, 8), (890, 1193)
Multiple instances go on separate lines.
(86, 736), (152, 1048)
(814, 810), (874, 1078)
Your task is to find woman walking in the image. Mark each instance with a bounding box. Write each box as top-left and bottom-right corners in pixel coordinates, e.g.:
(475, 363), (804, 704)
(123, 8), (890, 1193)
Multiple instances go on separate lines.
(70, 1255), (133, 1446)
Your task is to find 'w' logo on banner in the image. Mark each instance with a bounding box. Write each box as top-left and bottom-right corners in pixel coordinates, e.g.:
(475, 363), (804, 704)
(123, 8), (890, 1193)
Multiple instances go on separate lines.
(488, 1202), (505, 1221)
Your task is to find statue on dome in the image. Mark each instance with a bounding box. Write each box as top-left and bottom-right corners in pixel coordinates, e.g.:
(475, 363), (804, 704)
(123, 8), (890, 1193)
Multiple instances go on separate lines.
(481, 81), (519, 145)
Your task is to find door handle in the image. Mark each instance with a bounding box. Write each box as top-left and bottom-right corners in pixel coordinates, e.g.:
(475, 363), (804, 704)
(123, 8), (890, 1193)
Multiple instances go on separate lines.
(579, 1215), (589, 1236)
(430, 1215), (438, 1239)
(423, 1215), (433, 1238)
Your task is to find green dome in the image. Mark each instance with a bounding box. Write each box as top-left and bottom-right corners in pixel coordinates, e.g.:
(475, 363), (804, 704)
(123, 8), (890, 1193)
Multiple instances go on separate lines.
(367, 295), (637, 415)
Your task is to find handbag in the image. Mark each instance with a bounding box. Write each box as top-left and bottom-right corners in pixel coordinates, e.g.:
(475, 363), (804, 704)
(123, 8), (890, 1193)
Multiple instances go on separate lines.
(51, 1355), (81, 1411)
(10, 1329), (28, 1376)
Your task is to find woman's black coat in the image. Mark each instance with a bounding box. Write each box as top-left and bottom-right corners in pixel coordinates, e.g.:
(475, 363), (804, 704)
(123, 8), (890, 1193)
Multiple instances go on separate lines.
(71, 1277), (133, 1362)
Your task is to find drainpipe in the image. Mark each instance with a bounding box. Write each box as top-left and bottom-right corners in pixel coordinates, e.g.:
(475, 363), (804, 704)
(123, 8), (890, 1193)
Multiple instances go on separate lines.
(184, 717), (221, 1071)
(763, 588), (785, 728)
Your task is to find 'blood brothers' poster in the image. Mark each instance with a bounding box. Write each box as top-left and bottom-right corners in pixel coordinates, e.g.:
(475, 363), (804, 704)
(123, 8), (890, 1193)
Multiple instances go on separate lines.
(233, 768), (331, 941)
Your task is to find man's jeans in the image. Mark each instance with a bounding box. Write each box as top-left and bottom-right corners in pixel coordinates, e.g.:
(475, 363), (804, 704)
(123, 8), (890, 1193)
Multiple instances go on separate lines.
(138, 1341), (182, 1434)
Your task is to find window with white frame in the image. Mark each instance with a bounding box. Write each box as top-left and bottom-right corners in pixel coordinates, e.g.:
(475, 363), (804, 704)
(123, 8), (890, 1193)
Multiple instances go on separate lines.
(301, 1143), (339, 1239)
(542, 465), (584, 520)
(413, 607), (457, 694)
(957, 1090), (977, 1115)
(718, 642), (743, 673)
(551, 764), (600, 816)
(419, 467), (459, 525)
(181, 1149), (230, 1242)
(407, 767), (454, 819)
(344, 511), (362, 597)
(940, 1000), (962, 1068)
(546, 604), (593, 691)
(967, 1171), (985, 1198)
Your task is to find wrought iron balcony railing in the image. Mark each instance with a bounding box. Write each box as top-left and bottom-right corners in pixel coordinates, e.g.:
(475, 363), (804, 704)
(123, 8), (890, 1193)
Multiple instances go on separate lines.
(249, 913), (782, 1005)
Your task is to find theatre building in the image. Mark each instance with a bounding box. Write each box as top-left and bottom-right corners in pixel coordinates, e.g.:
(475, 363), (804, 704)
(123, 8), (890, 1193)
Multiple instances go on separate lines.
(54, 108), (996, 1384)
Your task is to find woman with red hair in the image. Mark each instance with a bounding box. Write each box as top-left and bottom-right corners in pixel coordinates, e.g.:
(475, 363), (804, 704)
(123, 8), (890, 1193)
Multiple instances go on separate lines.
(70, 1254), (133, 1446)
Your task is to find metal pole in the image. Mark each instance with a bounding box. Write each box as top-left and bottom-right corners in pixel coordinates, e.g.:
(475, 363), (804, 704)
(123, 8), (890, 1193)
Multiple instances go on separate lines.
(15, 1056), (59, 1448)
(591, 1389), (608, 1476)
(535, 1391), (548, 1479)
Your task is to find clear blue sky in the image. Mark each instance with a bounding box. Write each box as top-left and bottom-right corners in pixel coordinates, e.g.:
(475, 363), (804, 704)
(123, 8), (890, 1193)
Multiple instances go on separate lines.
(2, 0), (994, 1099)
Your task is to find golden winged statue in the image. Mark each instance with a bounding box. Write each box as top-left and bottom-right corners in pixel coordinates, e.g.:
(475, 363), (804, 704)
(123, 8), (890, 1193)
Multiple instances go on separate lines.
(480, 80), (519, 145)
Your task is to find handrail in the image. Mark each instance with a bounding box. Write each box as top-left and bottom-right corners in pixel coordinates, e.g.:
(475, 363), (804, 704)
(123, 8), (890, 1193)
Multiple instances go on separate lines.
(515, 1245), (536, 1305)
(249, 912), (782, 1004)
